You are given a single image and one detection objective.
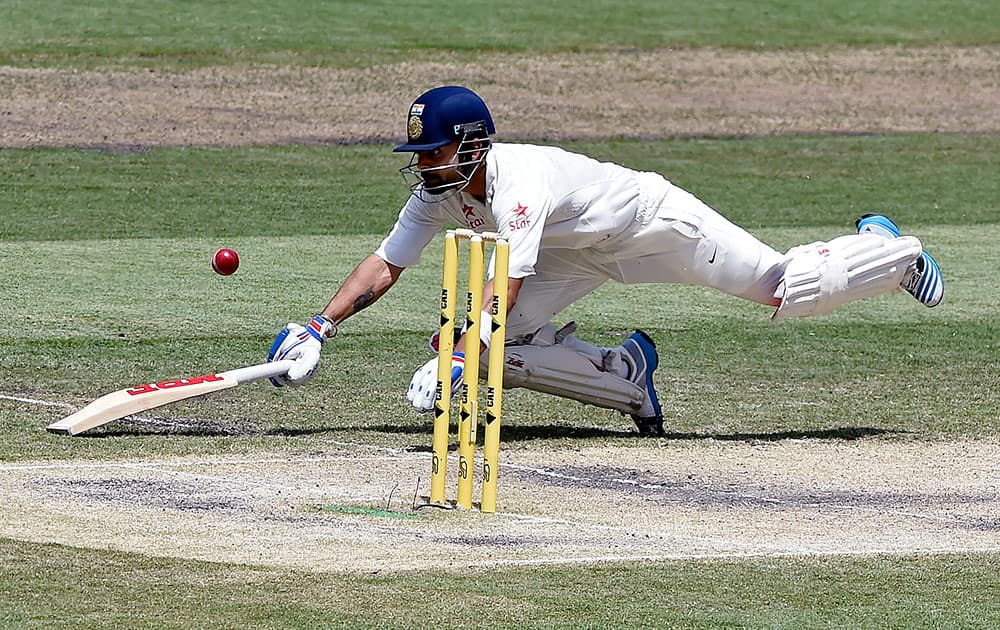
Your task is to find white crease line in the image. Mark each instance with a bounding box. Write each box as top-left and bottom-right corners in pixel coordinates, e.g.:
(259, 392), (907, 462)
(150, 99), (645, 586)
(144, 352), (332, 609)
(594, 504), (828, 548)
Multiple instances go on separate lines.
(0, 394), (74, 408)
(1, 393), (207, 430)
(0, 454), (421, 472)
(3, 392), (429, 455)
(2, 459), (419, 508)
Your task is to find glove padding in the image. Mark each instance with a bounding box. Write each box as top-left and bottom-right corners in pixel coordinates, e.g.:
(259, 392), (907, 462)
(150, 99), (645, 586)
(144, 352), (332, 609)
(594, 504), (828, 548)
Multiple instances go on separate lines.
(428, 326), (462, 353)
(267, 315), (336, 387)
(407, 352), (464, 412)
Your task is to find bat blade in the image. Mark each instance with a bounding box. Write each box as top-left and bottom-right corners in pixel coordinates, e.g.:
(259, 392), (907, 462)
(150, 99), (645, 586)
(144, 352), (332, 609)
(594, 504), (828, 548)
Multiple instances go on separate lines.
(46, 360), (294, 436)
(45, 373), (237, 436)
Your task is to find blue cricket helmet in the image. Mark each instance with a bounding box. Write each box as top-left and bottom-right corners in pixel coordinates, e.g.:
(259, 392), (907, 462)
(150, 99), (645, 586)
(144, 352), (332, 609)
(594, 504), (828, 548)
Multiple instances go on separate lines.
(393, 86), (495, 153)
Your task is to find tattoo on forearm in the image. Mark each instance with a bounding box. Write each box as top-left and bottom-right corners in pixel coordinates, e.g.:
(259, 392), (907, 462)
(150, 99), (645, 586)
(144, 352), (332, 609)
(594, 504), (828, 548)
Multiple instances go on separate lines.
(352, 288), (376, 313)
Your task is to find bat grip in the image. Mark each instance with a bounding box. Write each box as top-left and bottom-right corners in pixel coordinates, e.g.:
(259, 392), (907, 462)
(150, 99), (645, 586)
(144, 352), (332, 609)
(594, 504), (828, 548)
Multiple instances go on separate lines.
(222, 360), (297, 384)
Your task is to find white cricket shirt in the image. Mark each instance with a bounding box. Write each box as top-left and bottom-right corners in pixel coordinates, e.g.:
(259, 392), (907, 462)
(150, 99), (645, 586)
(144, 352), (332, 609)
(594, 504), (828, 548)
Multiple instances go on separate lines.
(375, 143), (666, 278)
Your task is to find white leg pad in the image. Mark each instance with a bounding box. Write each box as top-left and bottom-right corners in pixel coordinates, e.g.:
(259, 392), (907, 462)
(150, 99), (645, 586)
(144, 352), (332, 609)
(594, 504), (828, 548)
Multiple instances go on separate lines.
(501, 344), (646, 414)
(517, 322), (627, 373)
(773, 234), (922, 322)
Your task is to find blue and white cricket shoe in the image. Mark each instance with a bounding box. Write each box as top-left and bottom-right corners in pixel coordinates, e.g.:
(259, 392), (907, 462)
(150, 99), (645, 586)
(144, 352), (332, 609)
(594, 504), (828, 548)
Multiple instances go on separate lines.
(901, 251), (944, 308)
(620, 330), (664, 437)
(856, 213), (944, 308)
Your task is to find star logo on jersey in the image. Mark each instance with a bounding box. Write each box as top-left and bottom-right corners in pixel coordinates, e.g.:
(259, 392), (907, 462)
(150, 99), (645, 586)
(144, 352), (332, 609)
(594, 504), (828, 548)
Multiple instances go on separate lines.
(508, 202), (531, 231)
(462, 203), (485, 229)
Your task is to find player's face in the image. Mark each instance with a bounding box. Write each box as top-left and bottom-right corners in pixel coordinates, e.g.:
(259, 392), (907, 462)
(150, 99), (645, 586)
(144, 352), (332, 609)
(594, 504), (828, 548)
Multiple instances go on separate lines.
(399, 135), (489, 202)
(414, 140), (463, 192)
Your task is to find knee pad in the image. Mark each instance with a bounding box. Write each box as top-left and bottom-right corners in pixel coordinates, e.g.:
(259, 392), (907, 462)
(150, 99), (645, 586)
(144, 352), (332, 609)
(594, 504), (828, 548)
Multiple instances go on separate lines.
(772, 234), (921, 321)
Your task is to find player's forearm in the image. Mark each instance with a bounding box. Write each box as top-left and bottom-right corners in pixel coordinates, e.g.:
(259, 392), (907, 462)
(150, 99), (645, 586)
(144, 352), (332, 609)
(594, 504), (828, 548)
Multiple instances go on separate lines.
(321, 254), (404, 324)
(480, 276), (522, 315)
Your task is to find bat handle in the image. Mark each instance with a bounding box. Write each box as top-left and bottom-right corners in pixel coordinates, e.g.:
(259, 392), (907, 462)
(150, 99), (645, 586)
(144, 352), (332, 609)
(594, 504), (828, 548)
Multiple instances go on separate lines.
(222, 360), (297, 384)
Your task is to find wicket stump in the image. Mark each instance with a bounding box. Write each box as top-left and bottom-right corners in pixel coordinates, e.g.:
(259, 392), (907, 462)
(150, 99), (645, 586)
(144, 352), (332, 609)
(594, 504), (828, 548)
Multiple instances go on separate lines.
(430, 229), (509, 512)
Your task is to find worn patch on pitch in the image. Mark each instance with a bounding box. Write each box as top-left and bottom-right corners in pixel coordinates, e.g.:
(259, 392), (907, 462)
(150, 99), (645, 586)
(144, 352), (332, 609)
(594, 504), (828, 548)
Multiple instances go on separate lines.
(3, 439), (1000, 573)
(512, 463), (1000, 527)
(34, 477), (256, 513)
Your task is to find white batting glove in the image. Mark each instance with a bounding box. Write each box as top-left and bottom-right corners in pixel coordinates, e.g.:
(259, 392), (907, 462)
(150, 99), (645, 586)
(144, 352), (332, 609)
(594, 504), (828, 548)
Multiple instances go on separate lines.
(407, 352), (464, 412)
(267, 315), (337, 387)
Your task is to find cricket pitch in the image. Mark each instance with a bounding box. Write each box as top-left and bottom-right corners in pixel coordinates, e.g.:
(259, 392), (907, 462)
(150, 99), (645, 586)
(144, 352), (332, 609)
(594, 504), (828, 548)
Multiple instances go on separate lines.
(2, 438), (998, 573)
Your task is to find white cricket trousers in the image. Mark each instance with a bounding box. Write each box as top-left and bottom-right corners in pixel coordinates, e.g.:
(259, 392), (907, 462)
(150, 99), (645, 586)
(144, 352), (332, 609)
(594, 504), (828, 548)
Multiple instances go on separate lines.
(503, 177), (786, 337)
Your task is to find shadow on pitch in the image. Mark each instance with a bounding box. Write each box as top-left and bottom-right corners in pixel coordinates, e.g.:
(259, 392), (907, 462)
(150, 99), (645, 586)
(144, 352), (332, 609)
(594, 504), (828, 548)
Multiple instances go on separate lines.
(338, 423), (904, 449)
(666, 426), (906, 442)
(79, 422), (903, 443)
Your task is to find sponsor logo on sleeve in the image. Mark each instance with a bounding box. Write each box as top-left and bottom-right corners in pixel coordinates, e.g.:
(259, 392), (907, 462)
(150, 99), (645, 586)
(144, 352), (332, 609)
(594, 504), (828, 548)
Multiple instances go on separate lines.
(462, 203), (485, 229)
(508, 203), (531, 231)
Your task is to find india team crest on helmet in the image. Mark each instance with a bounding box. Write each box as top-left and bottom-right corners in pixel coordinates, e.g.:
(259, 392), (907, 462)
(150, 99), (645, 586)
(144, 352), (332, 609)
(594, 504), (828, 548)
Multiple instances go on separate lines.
(408, 115), (423, 140)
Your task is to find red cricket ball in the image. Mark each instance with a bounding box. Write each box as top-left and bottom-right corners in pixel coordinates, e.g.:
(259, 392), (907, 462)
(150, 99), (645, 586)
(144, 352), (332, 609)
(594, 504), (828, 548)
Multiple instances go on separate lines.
(212, 248), (240, 276)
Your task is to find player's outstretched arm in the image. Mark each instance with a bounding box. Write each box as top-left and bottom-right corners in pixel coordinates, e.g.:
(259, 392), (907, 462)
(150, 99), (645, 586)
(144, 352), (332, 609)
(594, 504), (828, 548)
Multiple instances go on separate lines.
(321, 253), (405, 325)
(267, 254), (405, 387)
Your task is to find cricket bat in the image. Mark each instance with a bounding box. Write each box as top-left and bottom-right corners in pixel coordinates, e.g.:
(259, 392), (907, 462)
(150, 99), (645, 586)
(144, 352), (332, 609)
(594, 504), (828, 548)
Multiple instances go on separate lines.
(45, 360), (296, 436)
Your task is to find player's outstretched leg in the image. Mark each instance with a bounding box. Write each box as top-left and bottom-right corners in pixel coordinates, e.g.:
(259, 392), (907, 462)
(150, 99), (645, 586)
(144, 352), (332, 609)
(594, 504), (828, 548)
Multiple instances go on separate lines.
(857, 213), (944, 307)
(619, 331), (664, 437)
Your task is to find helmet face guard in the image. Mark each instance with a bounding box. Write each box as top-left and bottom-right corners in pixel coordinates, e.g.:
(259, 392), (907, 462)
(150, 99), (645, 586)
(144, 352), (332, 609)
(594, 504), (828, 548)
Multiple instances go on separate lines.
(393, 86), (495, 202)
(399, 122), (492, 201)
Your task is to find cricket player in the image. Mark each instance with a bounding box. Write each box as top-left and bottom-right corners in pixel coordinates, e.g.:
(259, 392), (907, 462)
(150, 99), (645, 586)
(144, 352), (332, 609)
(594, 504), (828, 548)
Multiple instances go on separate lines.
(268, 85), (943, 436)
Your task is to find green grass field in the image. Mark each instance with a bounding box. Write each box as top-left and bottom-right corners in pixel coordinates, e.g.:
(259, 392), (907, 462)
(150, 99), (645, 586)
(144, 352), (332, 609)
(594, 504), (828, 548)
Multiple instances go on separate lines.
(3, 538), (998, 628)
(3, 0), (999, 67)
(2, 1), (1000, 627)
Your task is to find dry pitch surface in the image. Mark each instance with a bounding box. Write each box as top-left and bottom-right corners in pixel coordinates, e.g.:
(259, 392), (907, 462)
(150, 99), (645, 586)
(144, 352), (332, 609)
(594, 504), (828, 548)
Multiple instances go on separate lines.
(3, 46), (999, 573)
(3, 46), (1000, 147)
(3, 437), (999, 572)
